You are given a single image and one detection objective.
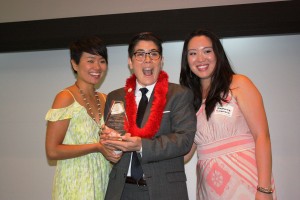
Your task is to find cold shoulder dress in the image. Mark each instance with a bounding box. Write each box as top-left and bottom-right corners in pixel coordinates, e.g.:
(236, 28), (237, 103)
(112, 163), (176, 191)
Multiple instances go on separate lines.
(45, 90), (111, 200)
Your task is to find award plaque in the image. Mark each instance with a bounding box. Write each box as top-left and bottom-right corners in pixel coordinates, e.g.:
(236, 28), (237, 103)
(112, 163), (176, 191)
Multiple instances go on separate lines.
(105, 100), (128, 140)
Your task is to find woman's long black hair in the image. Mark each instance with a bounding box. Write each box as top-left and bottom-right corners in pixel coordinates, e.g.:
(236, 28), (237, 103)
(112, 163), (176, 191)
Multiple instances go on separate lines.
(179, 29), (235, 120)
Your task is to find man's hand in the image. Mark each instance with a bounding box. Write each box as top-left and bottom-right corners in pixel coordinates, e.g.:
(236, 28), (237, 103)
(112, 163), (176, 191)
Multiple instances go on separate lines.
(100, 125), (122, 141)
(101, 133), (142, 152)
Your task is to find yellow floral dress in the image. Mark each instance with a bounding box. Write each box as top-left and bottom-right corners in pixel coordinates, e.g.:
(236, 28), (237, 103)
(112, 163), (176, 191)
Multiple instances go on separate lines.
(45, 91), (111, 200)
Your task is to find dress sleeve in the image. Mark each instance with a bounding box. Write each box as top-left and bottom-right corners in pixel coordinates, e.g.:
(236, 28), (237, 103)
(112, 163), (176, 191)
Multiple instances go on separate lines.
(45, 104), (74, 121)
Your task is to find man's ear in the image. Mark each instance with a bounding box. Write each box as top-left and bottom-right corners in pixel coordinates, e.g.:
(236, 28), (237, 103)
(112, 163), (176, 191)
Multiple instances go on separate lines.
(71, 59), (78, 72)
(160, 56), (164, 69)
(128, 57), (133, 70)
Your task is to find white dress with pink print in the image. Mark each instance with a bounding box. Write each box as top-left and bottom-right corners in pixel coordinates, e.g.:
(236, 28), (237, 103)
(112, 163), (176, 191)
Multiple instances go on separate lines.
(195, 92), (276, 200)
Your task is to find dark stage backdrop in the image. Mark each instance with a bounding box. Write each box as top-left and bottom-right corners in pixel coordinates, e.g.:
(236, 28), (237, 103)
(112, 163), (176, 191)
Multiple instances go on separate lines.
(0, 1), (299, 53)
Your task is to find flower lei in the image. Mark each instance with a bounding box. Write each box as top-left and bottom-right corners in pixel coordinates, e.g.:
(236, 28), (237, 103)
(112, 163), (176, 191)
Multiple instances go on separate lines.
(124, 71), (168, 138)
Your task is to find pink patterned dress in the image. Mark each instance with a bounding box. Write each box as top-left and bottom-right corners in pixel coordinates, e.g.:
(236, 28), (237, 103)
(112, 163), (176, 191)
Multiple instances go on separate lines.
(195, 93), (276, 200)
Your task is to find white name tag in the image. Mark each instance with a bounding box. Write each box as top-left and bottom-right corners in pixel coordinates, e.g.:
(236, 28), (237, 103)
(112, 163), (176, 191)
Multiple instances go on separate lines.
(215, 104), (234, 117)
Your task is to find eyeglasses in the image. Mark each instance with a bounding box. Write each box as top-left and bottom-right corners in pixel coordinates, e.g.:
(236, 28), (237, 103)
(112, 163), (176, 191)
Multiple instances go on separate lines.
(133, 51), (161, 62)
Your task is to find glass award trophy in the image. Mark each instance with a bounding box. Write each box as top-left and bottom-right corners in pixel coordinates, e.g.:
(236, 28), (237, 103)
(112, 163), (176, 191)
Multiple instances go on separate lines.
(105, 100), (128, 141)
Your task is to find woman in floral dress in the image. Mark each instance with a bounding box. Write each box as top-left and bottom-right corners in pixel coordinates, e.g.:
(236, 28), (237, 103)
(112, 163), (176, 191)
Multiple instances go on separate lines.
(45, 36), (121, 200)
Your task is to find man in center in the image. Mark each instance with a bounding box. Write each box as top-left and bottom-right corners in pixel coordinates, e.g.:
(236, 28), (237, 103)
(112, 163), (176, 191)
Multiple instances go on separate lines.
(102, 32), (196, 200)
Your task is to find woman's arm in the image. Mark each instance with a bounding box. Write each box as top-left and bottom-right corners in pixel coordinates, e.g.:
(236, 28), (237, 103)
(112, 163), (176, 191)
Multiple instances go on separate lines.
(45, 90), (119, 162)
(184, 143), (196, 164)
(232, 75), (273, 199)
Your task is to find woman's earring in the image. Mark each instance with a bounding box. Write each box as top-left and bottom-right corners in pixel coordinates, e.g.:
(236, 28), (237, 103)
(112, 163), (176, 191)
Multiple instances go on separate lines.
(190, 70), (193, 78)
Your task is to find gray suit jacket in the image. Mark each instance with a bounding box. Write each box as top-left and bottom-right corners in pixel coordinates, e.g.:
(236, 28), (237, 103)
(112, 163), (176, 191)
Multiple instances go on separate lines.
(104, 83), (196, 200)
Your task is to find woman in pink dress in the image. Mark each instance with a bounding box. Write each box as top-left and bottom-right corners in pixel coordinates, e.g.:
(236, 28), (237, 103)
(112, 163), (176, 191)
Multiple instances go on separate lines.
(180, 29), (276, 200)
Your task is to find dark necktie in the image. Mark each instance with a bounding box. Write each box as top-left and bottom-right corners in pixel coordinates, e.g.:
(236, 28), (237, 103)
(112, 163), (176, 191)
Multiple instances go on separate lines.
(131, 88), (148, 181)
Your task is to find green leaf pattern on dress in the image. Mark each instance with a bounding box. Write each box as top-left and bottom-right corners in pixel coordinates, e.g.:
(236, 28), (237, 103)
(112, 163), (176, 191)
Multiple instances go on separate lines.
(46, 101), (111, 200)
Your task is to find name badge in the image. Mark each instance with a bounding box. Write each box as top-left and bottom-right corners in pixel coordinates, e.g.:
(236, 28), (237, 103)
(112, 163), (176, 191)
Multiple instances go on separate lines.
(215, 104), (234, 117)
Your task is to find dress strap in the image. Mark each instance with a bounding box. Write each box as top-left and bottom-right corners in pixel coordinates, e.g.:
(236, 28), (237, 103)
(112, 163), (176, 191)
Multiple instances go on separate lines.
(197, 134), (255, 160)
(97, 92), (106, 117)
(62, 89), (76, 100)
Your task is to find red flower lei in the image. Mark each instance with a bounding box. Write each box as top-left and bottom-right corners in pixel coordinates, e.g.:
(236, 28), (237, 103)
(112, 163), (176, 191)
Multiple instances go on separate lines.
(124, 71), (168, 138)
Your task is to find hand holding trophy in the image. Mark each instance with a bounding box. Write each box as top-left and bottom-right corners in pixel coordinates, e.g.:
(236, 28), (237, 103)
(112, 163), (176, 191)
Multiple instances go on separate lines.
(102, 100), (128, 153)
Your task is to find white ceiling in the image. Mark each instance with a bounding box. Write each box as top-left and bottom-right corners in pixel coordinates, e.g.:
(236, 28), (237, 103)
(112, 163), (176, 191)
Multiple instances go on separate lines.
(0, 0), (286, 23)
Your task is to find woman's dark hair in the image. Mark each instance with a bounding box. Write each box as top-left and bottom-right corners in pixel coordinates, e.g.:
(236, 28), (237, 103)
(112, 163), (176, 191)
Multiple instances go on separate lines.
(70, 35), (108, 73)
(128, 32), (163, 58)
(179, 29), (235, 120)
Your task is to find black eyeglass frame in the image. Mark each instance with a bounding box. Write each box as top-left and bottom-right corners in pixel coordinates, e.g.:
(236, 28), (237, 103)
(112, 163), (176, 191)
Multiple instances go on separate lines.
(133, 51), (161, 62)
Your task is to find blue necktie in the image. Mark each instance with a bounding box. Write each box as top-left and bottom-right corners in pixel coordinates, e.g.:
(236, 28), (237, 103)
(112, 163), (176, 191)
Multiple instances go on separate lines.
(131, 88), (148, 181)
